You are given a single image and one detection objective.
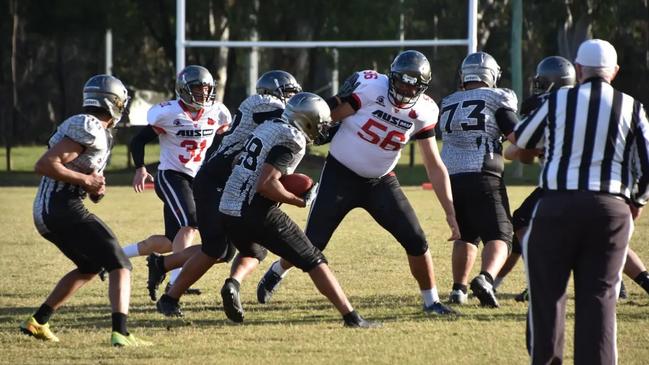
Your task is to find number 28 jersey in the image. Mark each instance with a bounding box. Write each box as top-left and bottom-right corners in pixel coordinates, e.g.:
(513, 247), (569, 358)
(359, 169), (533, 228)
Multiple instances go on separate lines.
(148, 99), (231, 177)
(330, 70), (438, 178)
(439, 87), (518, 176)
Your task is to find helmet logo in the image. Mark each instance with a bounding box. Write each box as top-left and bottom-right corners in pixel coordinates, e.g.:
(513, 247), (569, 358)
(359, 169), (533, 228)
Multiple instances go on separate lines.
(401, 74), (418, 85)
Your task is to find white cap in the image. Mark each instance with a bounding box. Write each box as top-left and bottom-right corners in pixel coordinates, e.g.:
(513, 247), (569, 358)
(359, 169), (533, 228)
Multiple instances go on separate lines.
(575, 39), (617, 68)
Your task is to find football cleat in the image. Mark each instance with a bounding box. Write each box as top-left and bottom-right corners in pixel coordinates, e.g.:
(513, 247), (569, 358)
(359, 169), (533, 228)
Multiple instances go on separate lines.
(424, 301), (460, 316)
(156, 295), (183, 317)
(98, 268), (107, 282)
(146, 253), (166, 301)
(618, 281), (628, 300)
(343, 311), (382, 328)
(111, 332), (153, 347)
(220, 279), (244, 323)
(470, 274), (499, 308)
(515, 288), (529, 302)
(448, 289), (468, 305)
(164, 282), (202, 296)
(19, 316), (60, 342)
(257, 269), (284, 304)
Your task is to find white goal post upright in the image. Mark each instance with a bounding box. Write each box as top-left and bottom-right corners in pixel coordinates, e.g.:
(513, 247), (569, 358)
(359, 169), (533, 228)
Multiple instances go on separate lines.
(175, 0), (478, 77)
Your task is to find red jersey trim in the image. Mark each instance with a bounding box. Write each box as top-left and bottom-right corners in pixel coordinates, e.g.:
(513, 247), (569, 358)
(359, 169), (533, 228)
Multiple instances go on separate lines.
(178, 100), (205, 121)
(152, 125), (166, 134)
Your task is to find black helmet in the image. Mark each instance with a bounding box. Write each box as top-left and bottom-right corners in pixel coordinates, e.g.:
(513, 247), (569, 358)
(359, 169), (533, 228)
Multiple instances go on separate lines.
(82, 74), (129, 127)
(256, 70), (302, 104)
(389, 50), (431, 107)
(175, 65), (216, 109)
(533, 56), (576, 94)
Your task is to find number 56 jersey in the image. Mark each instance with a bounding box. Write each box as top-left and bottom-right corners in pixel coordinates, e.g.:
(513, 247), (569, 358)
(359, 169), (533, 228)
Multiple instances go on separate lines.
(148, 99), (231, 177)
(439, 88), (518, 176)
(329, 70), (438, 178)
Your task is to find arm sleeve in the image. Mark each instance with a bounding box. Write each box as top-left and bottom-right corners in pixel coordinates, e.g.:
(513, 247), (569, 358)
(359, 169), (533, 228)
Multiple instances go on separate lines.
(411, 125), (436, 140)
(495, 108), (518, 136)
(266, 145), (295, 174)
(253, 108), (284, 124)
(129, 125), (158, 168)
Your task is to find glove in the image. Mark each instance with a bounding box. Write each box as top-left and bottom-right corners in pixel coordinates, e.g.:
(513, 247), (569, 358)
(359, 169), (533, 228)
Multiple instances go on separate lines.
(336, 73), (361, 99)
(302, 182), (319, 207)
(89, 193), (105, 203)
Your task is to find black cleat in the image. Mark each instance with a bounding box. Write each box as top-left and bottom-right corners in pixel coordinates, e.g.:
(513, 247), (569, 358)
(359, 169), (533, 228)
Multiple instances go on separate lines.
(147, 253), (166, 301)
(98, 268), (107, 282)
(424, 301), (460, 316)
(343, 311), (381, 328)
(618, 280), (628, 300)
(257, 269), (283, 304)
(164, 282), (202, 296)
(156, 294), (183, 317)
(470, 274), (499, 308)
(515, 288), (529, 302)
(220, 278), (244, 323)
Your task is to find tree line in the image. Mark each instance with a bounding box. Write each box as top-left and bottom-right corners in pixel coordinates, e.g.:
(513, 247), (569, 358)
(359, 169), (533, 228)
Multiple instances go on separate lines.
(2, 0), (648, 146)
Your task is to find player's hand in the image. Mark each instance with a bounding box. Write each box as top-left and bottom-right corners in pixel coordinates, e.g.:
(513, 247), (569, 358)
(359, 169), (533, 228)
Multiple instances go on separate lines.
(446, 214), (461, 241)
(631, 205), (643, 220)
(90, 184), (106, 203)
(301, 182), (319, 208)
(133, 166), (154, 193)
(83, 169), (105, 195)
(336, 73), (361, 99)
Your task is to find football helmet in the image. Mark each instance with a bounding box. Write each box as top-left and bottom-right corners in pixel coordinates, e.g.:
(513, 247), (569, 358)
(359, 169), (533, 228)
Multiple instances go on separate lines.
(388, 50), (431, 107)
(176, 65), (216, 109)
(460, 52), (501, 88)
(282, 92), (332, 144)
(533, 56), (576, 94)
(82, 74), (129, 126)
(256, 70), (302, 104)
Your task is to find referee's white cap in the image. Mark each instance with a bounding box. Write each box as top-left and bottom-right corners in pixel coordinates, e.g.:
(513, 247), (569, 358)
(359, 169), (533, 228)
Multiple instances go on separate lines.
(575, 39), (618, 68)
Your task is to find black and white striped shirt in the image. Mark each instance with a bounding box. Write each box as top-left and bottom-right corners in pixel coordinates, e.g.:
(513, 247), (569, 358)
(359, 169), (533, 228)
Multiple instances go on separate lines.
(514, 77), (649, 206)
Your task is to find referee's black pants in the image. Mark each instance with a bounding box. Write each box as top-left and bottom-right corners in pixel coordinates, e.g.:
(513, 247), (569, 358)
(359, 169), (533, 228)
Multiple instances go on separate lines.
(523, 191), (631, 365)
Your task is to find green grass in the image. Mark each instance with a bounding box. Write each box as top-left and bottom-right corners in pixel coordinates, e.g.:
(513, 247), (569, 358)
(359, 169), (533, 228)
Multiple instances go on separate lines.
(1, 186), (649, 364)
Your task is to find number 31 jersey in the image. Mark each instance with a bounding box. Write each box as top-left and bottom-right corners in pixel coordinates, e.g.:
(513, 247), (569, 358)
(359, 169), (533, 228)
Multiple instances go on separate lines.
(439, 87), (518, 176)
(148, 99), (231, 177)
(329, 70), (438, 178)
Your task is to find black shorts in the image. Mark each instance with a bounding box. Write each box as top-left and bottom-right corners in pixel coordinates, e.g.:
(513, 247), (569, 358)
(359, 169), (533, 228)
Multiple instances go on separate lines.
(220, 197), (326, 272)
(450, 173), (513, 247)
(305, 154), (428, 256)
(511, 187), (543, 254)
(155, 169), (198, 240)
(33, 180), (131, 274)
(193, 167), (267, 261)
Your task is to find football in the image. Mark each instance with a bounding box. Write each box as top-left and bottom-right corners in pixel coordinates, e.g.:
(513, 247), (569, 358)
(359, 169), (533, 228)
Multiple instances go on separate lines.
(279, 173), (314, 196)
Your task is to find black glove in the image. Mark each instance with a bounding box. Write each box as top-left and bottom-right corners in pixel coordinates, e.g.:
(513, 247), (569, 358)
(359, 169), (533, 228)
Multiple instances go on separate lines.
(337, 73), (361, 99)
(302, 182), (319, 207)
(89, 193), (105, 203)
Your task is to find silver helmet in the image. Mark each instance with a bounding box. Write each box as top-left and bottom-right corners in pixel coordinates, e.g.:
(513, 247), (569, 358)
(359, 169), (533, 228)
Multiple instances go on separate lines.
(389, 50), (432, 107)
(175, 65), (216, 109)
(282, 92), (332, 144)
(533, 56), (576, 94)
(82, 74), (129, 126)
(256, 70), (302, 104)
(460, 52), (501, 88)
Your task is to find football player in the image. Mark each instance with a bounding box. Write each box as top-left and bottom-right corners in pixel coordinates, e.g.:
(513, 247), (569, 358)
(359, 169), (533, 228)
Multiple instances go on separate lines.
(126, 65), (231, 300)
(257, 50), (460, 316)
(148, 71), (302, 322)
(23, 75), (151, 346)
(440, 51), (519, 308)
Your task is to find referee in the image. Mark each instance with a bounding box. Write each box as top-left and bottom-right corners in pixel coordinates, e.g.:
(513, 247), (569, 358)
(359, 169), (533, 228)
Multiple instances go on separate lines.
(514, 39), (649, 365)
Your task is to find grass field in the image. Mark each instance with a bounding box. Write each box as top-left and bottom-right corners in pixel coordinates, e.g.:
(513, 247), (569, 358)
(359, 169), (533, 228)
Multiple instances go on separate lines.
(1, 185), (649, 364)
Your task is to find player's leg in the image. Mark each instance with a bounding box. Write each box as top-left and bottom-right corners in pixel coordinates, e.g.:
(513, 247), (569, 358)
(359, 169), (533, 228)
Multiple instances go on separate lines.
(123, 234), (172, 258)
(365, 174), (456, 315)
(624, 247), (649, 296)
(451, 240), (478, 303)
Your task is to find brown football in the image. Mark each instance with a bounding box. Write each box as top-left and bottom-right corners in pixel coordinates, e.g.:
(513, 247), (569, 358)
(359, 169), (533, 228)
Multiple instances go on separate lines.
(279, 173), (314, 195)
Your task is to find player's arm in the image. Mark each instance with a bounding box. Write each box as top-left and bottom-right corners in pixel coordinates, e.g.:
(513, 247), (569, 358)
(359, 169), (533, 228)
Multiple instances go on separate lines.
(35, 137), (105, 194)
(256, 146), (306, 207)
(130, 125), (159, 192)
(504, 143), (539, 164)
(418, 137), (460, 241)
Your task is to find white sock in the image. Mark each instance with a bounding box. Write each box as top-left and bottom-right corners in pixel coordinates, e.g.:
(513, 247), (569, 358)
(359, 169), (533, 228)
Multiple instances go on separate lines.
(169, 268), (181, 285)
(271, 260), (292, 278)
(493, 276), (505, 290)
(123, 243), (141, 258)
(421, 287), (440, 307)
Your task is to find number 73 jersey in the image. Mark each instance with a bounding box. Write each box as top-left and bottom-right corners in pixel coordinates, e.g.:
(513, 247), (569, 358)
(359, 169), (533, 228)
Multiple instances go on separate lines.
(329, 70), (438, 178)
(439, 87), (518, 176)
(148, 99), (231, 177)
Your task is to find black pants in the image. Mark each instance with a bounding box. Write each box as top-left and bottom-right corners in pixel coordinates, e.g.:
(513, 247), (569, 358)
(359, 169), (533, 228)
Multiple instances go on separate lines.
(523, 191), (631, 365)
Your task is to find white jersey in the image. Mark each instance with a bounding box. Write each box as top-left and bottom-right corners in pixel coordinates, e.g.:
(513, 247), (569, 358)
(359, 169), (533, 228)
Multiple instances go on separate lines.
(219, 119), (306, 217)
(440, 87), (518, 176)
(330, 70), (438, 178)
(148, 99), (231, 177)
(215, 94), (285, 159)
